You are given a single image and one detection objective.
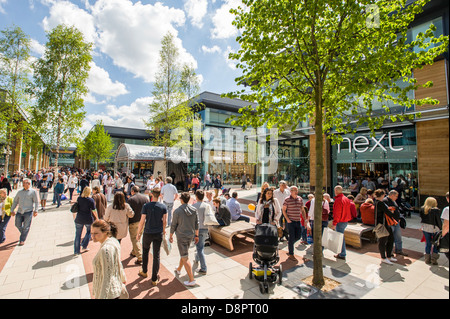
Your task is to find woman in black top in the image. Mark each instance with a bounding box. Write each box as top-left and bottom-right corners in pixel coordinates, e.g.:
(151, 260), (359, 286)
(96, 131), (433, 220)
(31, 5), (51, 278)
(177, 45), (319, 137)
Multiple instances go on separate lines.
(74, 186), (98, 255)
(419, 197), (442, 265)
(374, 189), (397, 265)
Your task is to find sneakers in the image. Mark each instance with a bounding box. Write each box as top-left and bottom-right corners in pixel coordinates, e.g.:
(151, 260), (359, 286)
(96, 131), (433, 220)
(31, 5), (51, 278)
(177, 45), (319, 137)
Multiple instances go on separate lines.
(382, 258), (393, 265)
(138, 270), (148, 278)
(389, 257), (397, 262)
(184, 280), (196, 287)
(174, 268), (181, 276)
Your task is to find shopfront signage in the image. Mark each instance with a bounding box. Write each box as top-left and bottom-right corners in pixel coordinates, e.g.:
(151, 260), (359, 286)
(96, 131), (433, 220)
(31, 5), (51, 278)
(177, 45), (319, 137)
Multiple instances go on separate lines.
(337, 131), (404, 153)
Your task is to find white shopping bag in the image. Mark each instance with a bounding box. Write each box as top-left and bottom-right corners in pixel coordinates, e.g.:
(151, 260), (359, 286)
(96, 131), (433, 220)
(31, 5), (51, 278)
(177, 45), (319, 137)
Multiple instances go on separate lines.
(322, 227), (344, 254)
(203, 204), (220, 226)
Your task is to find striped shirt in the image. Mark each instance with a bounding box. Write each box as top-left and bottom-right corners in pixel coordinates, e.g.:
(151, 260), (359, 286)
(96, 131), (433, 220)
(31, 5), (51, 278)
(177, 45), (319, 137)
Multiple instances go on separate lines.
(283, 196), (304, 221)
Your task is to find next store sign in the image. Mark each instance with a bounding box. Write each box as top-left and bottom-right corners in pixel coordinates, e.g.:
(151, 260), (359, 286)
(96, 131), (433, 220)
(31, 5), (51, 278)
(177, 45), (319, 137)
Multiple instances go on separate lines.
(337, 132), (404, 153)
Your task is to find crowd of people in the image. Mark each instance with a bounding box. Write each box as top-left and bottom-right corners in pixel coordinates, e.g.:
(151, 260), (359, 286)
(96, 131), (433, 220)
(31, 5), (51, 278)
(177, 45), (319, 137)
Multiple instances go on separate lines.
(0, 167), (448, 299)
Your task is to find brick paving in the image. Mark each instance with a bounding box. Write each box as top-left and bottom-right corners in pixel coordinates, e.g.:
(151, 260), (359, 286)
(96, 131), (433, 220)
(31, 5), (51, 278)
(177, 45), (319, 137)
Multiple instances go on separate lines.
(0, 186), (448, 299)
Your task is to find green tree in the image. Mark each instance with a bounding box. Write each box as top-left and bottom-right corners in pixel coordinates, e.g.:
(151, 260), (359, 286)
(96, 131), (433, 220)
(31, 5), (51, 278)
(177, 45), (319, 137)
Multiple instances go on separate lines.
(82, 120), (114, 170)
(29, 24), (92, 171)
(0, 25), (32, 175)
(225, 0), (448, 287)
(145, 32), (200, 176)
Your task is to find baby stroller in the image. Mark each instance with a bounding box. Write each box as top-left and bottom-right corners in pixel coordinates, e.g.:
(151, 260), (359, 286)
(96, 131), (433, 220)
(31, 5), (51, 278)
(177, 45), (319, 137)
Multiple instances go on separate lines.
(249, 223), (283, 294)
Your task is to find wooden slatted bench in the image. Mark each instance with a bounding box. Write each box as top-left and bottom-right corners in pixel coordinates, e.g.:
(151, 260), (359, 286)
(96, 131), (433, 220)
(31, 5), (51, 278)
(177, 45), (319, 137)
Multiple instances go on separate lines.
(208, 221), (256, 251)
(344, 223), (376, 248)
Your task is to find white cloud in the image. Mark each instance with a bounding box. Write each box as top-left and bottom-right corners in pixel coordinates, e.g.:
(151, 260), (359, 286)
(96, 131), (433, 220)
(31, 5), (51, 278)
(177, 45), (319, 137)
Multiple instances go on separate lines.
(85, 96), (154, 130)
(224, 45), (236, 69)
(0, 0), (7, 14)
(30, 38), (46, 56)
(41, 0), (97, 44)
(211, 0), (242, 39)
(91, 0), (197, 83)
(184, 0), (208, 29)
(86, 62), (129, 98)
(201, 45), (222, 54)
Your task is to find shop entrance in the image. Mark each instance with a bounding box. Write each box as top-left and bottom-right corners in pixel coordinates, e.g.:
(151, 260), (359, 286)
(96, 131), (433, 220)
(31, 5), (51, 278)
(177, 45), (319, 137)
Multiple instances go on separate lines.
(335, 161), (418, 207)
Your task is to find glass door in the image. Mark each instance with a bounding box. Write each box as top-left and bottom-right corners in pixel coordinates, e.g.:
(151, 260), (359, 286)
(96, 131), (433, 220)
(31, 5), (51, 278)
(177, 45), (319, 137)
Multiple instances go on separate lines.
(389, 162), (418, 207)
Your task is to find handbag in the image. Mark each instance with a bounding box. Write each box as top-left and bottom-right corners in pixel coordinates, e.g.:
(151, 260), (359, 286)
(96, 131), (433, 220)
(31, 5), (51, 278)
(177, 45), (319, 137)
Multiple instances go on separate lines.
(70, 201), (79, 213)
(399, 216), (407, 229)
(277, 226), (284, 238)
(373, 201), (389, 239)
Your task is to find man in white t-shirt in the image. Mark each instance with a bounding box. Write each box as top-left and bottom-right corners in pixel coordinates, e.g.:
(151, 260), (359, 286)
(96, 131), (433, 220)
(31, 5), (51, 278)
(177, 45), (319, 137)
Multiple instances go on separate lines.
(273, 180), (291, 241)
(161, 176), (179, 226)
(67, 173), (78, 202)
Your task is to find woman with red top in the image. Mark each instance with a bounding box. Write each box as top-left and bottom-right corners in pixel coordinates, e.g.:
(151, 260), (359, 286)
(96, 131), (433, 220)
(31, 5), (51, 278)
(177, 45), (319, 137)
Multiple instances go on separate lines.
(360, 198), (375, 226)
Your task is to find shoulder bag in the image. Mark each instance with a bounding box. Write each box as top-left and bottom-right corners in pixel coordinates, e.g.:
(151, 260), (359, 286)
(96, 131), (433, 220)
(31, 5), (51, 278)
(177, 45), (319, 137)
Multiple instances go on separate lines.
(70, 201), (79, 213)
(373, 201), (389, 239)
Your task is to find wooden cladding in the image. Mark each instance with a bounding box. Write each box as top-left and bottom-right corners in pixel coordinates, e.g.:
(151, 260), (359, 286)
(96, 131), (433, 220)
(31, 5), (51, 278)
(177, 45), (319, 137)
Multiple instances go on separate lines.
(414, 59), (449, 111)
(416, 119), (449, 196)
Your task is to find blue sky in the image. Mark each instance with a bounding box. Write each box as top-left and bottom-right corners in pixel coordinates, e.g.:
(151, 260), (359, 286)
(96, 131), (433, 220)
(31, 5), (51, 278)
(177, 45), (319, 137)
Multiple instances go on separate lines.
(0, 0), (244, 133)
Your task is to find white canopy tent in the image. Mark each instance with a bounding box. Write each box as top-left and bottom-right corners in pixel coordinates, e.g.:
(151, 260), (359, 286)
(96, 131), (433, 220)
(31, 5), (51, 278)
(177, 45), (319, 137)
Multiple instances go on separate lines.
(114, 143), (189, 182)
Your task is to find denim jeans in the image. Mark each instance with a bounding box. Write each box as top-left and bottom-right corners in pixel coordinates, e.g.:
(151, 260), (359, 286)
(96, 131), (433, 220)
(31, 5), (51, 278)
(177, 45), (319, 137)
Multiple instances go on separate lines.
(391, 223), (403, 253)
(423, 231), (439, 254)
(195, 229), (209, 272)
(74, 223), (91, 254)
(142, 232), (162, 281)
(287, 221), (302, 255)
(69, 188), (75, 201)
(0, 215), (11, 243)
(164, 202), (174, 226)
(335, 222), (348, 257)
(56, 194), (62, 207)
(15, 211), (33, 242)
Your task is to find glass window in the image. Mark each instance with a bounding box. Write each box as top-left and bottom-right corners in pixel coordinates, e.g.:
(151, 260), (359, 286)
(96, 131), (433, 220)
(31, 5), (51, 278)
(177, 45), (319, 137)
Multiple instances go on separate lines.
(407, 17), (444, 53)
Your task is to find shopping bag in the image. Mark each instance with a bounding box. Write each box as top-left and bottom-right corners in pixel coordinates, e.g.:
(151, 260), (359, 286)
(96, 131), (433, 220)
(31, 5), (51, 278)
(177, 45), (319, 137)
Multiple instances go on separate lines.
(162, 235), (172, 255)
(322, 227), (344, 254)
(61, 194), (67, 200)
(203, 204), (220, 226)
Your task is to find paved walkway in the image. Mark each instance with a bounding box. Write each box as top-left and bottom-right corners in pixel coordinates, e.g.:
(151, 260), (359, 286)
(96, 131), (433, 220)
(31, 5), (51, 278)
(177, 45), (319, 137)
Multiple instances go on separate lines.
(0, 186), (448, 299)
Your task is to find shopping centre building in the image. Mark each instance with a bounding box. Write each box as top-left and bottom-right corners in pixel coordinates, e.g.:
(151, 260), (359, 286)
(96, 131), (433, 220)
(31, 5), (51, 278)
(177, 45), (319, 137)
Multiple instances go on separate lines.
(72, 0), (449, 207)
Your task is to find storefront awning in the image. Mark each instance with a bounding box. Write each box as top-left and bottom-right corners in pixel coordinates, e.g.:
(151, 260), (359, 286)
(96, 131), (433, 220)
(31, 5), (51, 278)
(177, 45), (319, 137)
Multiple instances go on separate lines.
(115, 143), (189, 163)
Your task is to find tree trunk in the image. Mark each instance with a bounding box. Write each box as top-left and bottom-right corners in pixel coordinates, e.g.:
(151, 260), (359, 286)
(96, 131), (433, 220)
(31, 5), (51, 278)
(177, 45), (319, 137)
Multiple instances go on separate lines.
(312, 87), (325, 287)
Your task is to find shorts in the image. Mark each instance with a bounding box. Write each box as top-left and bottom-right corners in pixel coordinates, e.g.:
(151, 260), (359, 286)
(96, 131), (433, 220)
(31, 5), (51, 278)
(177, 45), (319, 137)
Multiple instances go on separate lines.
(177, 237), (193, 258)
(40, 192), (48, 201)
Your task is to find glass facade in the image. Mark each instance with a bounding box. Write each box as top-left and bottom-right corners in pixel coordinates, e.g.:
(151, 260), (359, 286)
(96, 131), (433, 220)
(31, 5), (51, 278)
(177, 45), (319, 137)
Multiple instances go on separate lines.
(407, 17), (444, 53)
(331, 126), (418, 205)
(189, 106), (311, 188)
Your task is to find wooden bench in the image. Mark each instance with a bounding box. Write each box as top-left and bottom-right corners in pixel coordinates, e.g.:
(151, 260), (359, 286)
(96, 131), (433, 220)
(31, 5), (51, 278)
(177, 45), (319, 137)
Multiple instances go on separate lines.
(208, 221), (255, 251)
(344, 222), (376, 249)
